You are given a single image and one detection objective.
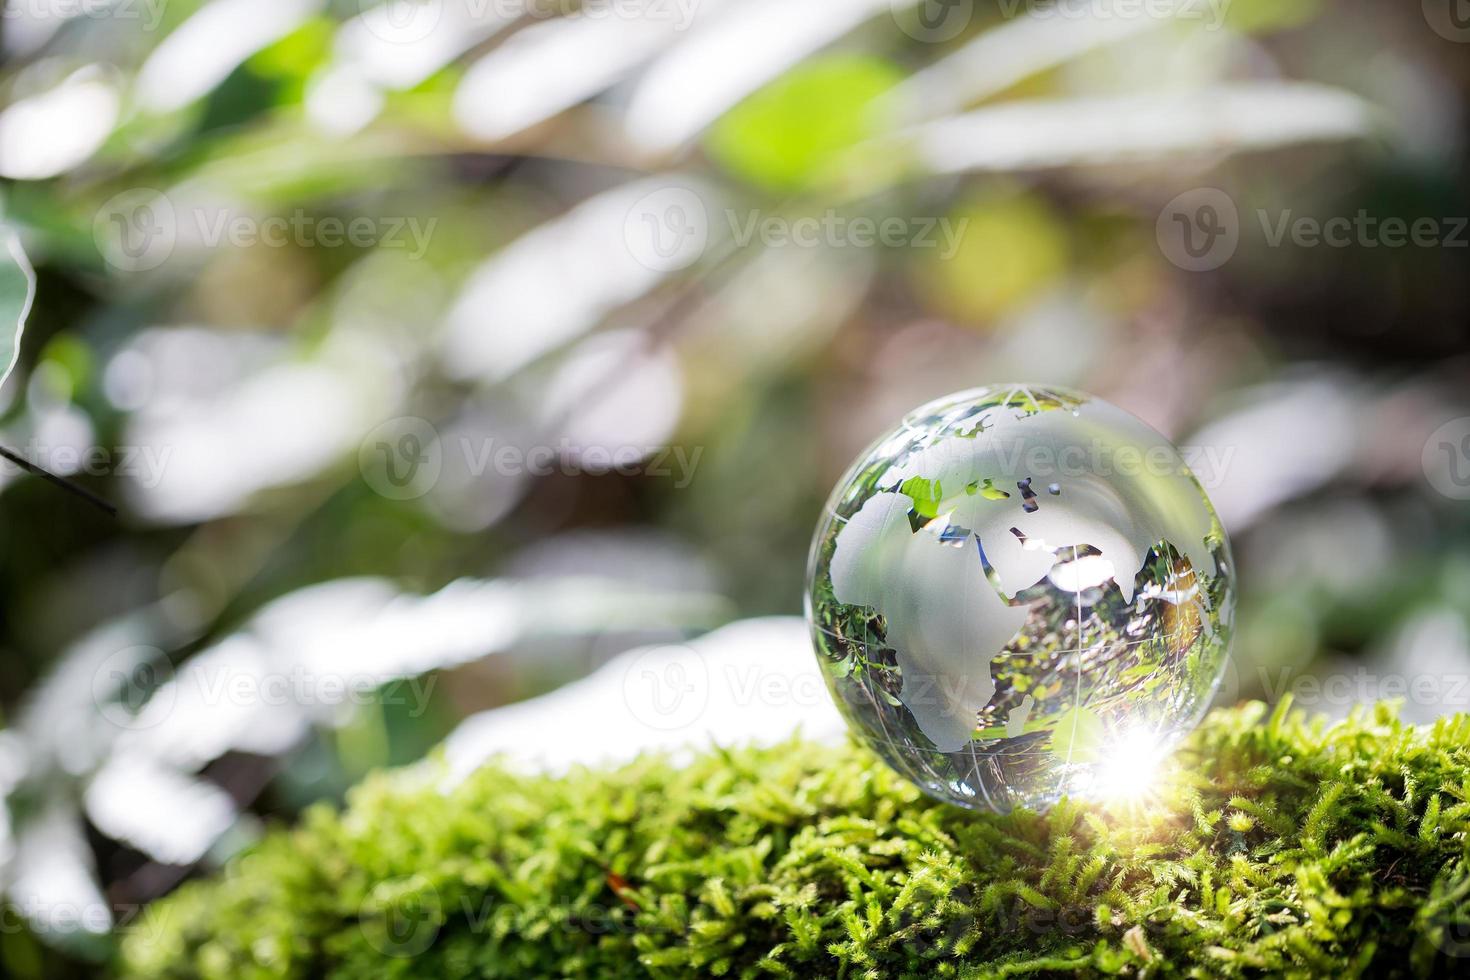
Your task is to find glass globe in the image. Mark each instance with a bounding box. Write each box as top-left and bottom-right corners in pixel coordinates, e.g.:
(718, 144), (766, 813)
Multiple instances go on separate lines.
(806, 385), (1234, 813)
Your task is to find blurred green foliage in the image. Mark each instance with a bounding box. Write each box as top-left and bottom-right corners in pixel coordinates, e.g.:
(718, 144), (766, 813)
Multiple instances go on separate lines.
(705, 55), (904, 193)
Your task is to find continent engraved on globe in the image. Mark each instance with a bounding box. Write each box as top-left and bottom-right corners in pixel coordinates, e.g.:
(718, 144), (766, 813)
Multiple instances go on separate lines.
(808, 385), (1234, 813)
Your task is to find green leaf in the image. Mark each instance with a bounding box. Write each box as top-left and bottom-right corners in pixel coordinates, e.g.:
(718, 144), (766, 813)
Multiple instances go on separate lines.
(0, 229), (36, 390)
(899, 476), (943, 520)
(704, 54), (903, 193)
(1049, 706), (1106, 764)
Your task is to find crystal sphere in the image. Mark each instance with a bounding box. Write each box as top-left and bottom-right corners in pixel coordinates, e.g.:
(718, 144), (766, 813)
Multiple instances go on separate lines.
(806, 385), (1234, 813)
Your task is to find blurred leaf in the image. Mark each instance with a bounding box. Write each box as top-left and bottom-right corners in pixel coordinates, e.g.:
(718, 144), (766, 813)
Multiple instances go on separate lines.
(914, 191), (1069, 324)
(1226, 0), (1325, 33)
(1049, 706), (1106, 764)
(443, 618), (839, 778)
(885, 0), (1173, 124)
(134, 0), (320, 113)
(902, 83), (1375, 176)
(83, 757), (236, 866)
(453, 6), (691, 142)
(245, 15), (338, 106)
(249, 16), (336, 79)
(7, 801), (109, 953)
(442, 177), (716, 382)
(334, 0), (517, 93)
(174, 126), (441, 204)
(37, 336), (93, 398)
(0, 230), (36, 389)
(705, 54), (903, 193)
(624, 0), (900, 156)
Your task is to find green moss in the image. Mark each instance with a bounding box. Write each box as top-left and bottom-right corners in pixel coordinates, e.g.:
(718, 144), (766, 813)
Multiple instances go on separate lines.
(121, 700), (1470, 978)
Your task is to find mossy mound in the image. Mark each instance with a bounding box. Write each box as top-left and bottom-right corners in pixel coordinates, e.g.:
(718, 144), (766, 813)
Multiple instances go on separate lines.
(120, 701), (1470, 978)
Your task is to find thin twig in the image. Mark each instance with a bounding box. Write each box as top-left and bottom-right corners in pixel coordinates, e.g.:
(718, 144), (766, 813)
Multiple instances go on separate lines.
(0, 444), (117, 516)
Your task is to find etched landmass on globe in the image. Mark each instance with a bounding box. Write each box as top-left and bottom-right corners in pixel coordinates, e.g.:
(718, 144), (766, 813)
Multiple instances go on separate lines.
(807, 385), (1235, 812)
